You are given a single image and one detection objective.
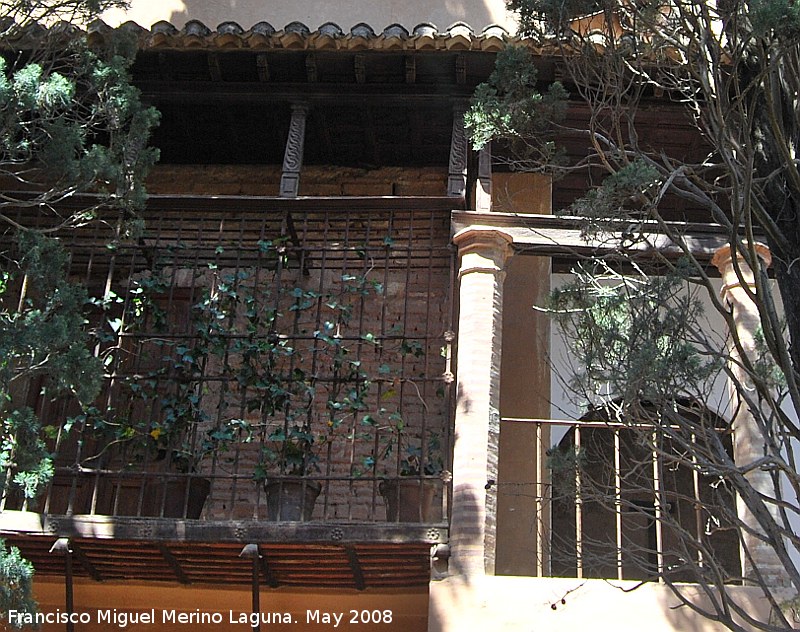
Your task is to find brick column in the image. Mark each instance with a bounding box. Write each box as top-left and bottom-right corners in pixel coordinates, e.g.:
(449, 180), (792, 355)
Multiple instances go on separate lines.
(450, 228), (513, 577)
(711, 243), (788, 592)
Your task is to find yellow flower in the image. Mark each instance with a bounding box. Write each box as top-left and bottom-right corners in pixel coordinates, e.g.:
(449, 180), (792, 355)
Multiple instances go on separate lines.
(150, 428), (162, 440)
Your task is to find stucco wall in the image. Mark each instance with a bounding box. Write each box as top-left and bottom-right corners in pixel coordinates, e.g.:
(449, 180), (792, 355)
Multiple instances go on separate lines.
(102, 0), (517, 32)
(428, 575), (773, 632)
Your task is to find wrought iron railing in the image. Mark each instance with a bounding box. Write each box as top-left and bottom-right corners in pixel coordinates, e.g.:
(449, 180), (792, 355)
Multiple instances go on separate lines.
(3, 196), (455, 526)
(502, 415), (741, 582)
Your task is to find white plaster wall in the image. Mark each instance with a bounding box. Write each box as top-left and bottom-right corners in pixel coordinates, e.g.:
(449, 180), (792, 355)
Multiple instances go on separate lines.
(101, 0), (517, 32)
(548, 273), (732, 442)
(429, 575), (772, 632)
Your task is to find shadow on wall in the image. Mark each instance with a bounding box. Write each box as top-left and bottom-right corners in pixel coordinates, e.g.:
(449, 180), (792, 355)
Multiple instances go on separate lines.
(104, 0), (513, 31)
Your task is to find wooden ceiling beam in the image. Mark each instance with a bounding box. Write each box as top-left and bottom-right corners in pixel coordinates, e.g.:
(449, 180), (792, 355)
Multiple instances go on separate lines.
(256, 53), (270, 82)
(354, 53), (366, 84)
(207, 53), (222, 82)
(405, 55), (416, 84)
(305, 53), (318, 83)
(137, 80), (476, 106)
(455, 54), (466, 85)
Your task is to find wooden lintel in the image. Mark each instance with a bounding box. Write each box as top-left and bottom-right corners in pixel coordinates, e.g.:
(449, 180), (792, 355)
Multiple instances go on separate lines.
(451, 210), (751, 263)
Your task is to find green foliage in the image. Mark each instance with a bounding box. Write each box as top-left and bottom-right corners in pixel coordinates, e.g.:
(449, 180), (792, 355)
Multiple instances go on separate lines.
(0, 0), (159, 617)
(509, 0), (601, 35)
(104, 260), (383, 481)
(2, 233), (103, 405)
(749, 0), (800, 38)
(548, 260), (720, 409)
(0, 541), (36, 628)
(0, 36), (159, 218)
(466, 45), (567, 166)
(1, 408), (53, 500)
(0, 233), (102, 503)
(565, 159), (661, 229)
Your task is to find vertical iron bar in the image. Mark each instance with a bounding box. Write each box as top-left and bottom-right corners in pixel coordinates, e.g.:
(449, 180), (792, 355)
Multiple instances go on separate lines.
(535, 422), (544, 577)
(241, 544), (261, 632)
(691, 432), (704, 569)
(652, 430), (665, 581)
(614, 428), (623, 580)
(574, 425), (583, 579)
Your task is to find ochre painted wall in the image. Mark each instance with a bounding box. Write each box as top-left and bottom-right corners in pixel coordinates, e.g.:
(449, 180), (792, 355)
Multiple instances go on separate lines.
(494, 172), (553, 576)
(6, 579), (428, 631)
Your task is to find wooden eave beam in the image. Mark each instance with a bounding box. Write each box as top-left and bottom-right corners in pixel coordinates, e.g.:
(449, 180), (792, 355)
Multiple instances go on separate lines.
(405, 55), (416, 84)
(20, 192), (457, 213)
(354, 53), (366, 84)
(451, 210), (760, 263)
(135, 81), (476, 105)
(410, 108), (424, 164)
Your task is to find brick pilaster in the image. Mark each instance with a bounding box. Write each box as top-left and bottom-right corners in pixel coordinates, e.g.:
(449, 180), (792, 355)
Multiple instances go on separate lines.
(450, 228), (513, 577)
(712, 243), (790, 594)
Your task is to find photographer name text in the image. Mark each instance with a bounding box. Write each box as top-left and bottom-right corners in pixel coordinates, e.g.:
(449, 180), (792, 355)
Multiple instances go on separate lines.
(8, 608), (396, 628)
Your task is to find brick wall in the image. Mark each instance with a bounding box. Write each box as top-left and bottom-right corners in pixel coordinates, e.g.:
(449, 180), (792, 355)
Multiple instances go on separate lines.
(146, 165), (448, 197)
(19, 176), (455, 524)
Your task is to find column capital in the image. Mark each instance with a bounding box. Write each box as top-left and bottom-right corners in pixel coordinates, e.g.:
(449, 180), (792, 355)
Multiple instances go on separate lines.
(711, 242), (772, 273)
(711, 242), (771, 300)
(453, 228), (513, 276)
